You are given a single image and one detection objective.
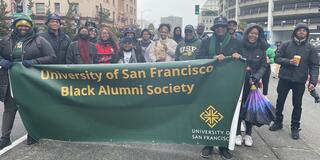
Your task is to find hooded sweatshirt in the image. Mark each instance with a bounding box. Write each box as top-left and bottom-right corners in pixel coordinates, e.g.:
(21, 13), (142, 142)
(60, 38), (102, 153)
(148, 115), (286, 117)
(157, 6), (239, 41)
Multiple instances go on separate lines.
(175, 25), (201, 61)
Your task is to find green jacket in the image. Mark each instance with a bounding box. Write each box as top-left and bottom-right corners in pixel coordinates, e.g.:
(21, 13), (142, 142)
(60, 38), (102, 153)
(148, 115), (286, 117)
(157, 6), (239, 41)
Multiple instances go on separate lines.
(175, 37), (201, 61)
(266, 47), (275, 64)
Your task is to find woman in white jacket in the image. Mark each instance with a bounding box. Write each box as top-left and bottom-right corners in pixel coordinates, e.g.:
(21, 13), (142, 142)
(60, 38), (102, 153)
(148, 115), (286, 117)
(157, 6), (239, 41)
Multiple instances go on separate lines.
(150, 24), (177, 62)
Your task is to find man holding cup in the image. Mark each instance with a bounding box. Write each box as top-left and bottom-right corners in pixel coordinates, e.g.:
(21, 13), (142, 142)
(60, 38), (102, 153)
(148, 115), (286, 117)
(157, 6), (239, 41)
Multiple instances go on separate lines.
(269, 23), (319, 140)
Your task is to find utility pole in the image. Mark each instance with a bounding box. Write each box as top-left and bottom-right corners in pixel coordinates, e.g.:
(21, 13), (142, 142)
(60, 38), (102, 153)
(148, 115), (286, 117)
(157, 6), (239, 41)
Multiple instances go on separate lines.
(267, 0), (274, 44)
(235, 0), (239, 22)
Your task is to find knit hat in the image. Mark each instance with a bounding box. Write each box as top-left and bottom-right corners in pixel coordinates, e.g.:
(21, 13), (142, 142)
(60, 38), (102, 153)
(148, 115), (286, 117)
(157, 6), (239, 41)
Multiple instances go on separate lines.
(15, 20), (32, 28)
(45, 13), (61, 25)
(185, 25), (195, 32)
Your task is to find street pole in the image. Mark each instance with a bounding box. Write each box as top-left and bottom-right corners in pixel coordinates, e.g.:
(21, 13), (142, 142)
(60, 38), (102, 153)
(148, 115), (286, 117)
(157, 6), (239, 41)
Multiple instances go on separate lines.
(267, 0), (274, 44)
(235, 0), (239, 22)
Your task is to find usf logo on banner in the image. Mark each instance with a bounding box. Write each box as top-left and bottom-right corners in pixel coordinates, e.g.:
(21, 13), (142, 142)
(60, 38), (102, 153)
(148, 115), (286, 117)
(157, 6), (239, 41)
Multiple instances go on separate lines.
(9, 58), (246, 150)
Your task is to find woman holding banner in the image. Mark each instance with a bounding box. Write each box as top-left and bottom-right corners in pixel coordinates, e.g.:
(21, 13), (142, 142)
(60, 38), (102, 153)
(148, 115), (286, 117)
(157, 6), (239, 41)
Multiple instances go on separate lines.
(235, 23), (269, 147)
(0, 14), (56, 149)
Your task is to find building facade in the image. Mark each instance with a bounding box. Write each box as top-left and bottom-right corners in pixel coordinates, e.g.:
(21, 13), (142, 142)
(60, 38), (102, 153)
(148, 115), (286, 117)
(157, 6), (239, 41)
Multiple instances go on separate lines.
(160, 16), (183, 31)
(4, 0), (137, 28)
(198, 0), (219, 32)
(219, 0), (320, 44)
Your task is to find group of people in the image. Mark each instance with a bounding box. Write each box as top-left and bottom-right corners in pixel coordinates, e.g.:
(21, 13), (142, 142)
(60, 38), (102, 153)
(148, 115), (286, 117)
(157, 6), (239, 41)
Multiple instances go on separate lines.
(0, 13), (319, 160)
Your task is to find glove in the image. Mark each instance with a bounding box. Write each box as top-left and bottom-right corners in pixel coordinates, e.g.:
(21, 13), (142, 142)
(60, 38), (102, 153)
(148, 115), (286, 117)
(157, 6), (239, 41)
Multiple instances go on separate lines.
(310, 89), (320, 103)
(22, 60), (33, 68)
(0, 59), (13, 69)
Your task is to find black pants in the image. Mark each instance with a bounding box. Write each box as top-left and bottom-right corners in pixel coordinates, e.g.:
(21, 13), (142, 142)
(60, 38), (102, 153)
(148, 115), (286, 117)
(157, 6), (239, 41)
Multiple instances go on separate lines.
(236, 74), (253, 135)
(275, 79), (305, 129)
(262, 65), (271, 95)
(1, 87), (18, 139)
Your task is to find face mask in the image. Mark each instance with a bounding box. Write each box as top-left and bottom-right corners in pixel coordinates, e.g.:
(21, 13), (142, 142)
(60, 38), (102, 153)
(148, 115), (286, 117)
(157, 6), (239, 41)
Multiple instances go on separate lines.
(79, 33), (89, 40)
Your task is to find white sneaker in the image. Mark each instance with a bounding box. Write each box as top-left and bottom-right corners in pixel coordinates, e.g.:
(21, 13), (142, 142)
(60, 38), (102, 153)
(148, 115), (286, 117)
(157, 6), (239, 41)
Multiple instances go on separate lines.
(241, 121), (246, 132)
(244, 135), (253, 147)
(235, 135), (243, 146)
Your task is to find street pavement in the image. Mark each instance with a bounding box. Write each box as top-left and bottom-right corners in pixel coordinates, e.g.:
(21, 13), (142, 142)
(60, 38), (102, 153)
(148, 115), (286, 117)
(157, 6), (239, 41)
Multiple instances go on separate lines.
(0, 78), (320, 160)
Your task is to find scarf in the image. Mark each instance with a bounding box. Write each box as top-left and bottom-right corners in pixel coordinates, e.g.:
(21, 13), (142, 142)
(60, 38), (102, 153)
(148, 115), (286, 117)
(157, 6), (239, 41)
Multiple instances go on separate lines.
(78, 39), (90, 64)
(294, 37), (307, 46)
(209, 33), (231, 56)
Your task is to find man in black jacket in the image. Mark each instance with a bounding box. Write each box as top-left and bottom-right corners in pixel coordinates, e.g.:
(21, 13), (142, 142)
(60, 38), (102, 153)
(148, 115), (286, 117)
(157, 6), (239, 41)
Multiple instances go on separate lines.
(269, 23), (319, 140)
(40, 13), (71, 64)
(198, 16), (241, 160)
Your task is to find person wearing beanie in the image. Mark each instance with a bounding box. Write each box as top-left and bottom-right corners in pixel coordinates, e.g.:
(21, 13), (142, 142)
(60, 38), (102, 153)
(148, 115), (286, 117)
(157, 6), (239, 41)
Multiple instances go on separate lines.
(96, 27), (119, 64)
(197, 16), (242, 160)
(0, 14), (56, 149)
(269, 23), (319, 140)
(40, 13), (71, 64)
(114, 37), (145, 63)
(175, 25), (201, 61)
(66, 27), (97, 64)
(139, 29), (155, 62)
(150, 23), (177, 62)
(123, 27), (141, 52)
(88, 27), (98, 43)
(173, 26), (183, 44)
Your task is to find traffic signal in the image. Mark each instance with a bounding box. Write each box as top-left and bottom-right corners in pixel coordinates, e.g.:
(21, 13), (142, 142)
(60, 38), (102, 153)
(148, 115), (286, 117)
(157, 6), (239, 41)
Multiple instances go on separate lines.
(195, 5), (200, 15)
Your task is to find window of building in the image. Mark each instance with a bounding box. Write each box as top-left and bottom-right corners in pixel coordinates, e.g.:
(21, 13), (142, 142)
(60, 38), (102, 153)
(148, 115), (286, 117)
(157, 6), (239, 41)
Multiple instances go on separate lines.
(54, 3), (60, 14)
(35, 3), (45, 15)
(73, 3), (79, 15)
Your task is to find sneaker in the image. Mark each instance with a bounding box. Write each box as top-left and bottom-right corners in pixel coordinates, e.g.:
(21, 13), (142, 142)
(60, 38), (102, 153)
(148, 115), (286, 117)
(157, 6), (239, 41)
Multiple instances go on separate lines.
(291, 128), (301, 140)
(200, 146), (213, 159)
(240, 121), (246, 132)
(235, 135), (243, 146)
(219, 147), (233, 159)
(244, 135), (253, 147)
(27, 135), (38, 145)
(269, 122), (283, 131)
(0, 137), (11, 150)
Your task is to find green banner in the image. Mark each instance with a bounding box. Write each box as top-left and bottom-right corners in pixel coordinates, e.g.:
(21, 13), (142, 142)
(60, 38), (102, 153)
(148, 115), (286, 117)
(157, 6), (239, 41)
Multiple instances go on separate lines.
(9, 58), (246, 148)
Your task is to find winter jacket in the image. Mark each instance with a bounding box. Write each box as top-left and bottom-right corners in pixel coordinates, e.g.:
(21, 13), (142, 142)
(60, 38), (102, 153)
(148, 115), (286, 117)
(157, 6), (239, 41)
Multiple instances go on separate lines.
(275, 23), (319, 85)
(198, 34), (242, 59)
(175, 37), (201, 61)
(40, 29), (71, 64)
(0, 31), (56, 100)
(139, 40), (155, 63)
(150, 38), (177, 62)
(241, 24), (269, 80)
(66, 41), (97, 64)
(96, 41), (118, 64)
(114, 49), (145, 63)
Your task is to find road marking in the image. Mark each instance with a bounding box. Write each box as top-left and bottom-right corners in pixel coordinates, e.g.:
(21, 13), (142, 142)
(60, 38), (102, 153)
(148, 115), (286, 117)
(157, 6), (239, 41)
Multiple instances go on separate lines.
(0, 134), (27, 156)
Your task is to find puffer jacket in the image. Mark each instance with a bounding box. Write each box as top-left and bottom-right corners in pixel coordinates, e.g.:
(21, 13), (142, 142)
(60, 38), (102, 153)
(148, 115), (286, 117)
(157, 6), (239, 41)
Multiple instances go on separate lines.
(0, 31), (56, 101)
(275, 23), (319, 85)
(40, 29), (71, 64)
(241, 23), (269, 80)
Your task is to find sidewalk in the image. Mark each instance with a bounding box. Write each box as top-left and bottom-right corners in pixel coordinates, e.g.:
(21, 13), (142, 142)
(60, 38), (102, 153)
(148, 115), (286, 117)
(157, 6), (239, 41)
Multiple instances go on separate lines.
(1, 125), (319, 160)
(1, 79), (320, 160)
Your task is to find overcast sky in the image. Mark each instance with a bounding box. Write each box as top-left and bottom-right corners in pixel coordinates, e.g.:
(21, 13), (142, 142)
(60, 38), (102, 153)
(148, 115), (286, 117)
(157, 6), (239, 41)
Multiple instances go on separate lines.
(137, 0), (207, 27)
